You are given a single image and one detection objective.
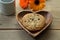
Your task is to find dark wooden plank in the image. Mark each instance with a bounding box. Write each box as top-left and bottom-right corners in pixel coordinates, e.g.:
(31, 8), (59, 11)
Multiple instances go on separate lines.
(49, 18), (60, 30)
(36, 30), (60, 40)
(0, 30), (60, 40)
(0, 15), (22, 29)
(0, 30), (34, 40)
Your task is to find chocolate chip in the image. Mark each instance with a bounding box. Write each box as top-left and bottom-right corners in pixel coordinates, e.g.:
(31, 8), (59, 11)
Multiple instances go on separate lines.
(32, 18), (34, 21)
(25, 21), (26, 22)
(30, 18), (34, 21)
(38, 18), (40, 20)
(30, 18), (32, 19)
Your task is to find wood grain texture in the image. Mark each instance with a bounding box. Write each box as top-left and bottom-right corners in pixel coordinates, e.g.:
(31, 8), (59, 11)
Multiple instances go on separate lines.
(0, 15), (22, 29)
(36, 30), (60, 40)
(0, 0), (60, 30)
(49, 18), (60, 30)
(0, 30), (34, 40)
(45, 0), (60, 29)
(0, 0), (60, 40)
(0, 30), (60, 40)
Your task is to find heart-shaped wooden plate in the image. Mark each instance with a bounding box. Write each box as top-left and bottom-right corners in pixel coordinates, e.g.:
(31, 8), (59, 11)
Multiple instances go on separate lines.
(16, 11), (53, 37)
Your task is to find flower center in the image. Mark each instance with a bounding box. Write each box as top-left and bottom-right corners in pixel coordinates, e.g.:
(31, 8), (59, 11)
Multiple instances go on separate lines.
(35, 0), (40, 5)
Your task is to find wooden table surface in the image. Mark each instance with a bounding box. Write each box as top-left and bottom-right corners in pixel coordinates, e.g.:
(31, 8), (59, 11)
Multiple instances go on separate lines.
(0, 0), (60, 40)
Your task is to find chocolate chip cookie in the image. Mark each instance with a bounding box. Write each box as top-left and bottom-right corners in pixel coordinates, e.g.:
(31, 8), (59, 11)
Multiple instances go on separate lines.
(22, 13), (46, 31)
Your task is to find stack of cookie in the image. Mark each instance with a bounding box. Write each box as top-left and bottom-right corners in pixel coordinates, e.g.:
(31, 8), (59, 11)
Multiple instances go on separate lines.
(22, 13), (46, 31)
